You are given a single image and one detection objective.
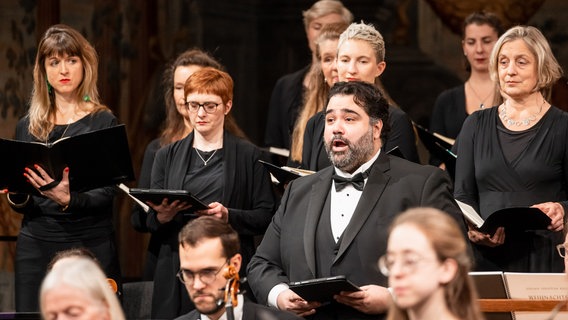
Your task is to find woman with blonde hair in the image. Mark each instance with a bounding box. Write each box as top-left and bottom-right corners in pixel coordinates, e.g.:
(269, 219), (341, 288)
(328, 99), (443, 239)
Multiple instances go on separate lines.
(302, 22), (419, 171)
(380, 207), (483, 320)
(41, 257), (125, 320)
(264, 0), (353, 151)
(289, 22), (348, 165)
(454, 25), (567, 272)
(5, 24), (121, 312)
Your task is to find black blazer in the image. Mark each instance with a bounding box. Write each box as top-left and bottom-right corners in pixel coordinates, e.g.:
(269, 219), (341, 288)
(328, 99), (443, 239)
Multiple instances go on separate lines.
(247, 153), (464, 319)
(174, 299), (303, 320)
(264, 65), (311, 149)
(302, 106), (419, 171)
(148, 131), (276, 319)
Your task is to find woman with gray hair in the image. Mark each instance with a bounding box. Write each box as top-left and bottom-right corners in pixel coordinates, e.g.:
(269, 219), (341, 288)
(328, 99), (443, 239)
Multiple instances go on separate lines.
(454, 25), (567, 272)
(41, 257), (125, 320)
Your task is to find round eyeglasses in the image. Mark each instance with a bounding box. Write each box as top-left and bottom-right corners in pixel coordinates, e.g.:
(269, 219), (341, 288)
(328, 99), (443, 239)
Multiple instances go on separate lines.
(185, 101), (221, 114)
(378, 253), (430, 277)
(177, 260), (228, 285)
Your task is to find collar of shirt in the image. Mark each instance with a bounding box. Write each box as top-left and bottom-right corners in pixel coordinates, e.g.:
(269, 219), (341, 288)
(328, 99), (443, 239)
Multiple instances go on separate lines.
(330, 149), (381, 242)
(201, 294), (244, 320)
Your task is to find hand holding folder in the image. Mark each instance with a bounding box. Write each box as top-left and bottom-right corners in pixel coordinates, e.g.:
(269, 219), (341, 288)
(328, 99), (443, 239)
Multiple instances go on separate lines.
(0, 125), (134, 194)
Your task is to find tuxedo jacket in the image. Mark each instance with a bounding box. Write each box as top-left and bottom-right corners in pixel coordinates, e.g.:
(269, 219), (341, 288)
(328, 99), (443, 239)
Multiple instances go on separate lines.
(174, 301), (303, 320)
(302, 106), (419, 171)
(148, 131), (276, 319)
(247, 153), (464, 319)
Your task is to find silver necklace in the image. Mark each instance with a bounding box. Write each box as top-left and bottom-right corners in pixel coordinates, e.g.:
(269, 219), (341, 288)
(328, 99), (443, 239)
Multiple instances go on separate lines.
(467, 81), (493, 109)
(195, 148), (218, 166)
(47, 121), (72, 145)
(499, 99), (545, 127)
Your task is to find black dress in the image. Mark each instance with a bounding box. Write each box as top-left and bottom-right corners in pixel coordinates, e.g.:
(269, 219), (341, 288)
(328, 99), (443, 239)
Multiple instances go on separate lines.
(264, 65), (310, 149)
(454, 106), (568, 272)
(130, 137), (162, 280)
(429, 85), (468, 166)
(11, 111), (121, 311)
(147, 131), (276, 319)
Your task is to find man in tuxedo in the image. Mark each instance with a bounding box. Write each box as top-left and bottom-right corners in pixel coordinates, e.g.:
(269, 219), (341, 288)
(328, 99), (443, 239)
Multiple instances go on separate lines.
(175, 216), (301, 320)
(247, 81), (465, 319)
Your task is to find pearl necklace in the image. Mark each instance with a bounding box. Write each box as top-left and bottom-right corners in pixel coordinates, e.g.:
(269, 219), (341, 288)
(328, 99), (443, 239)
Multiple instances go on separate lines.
(499, 99), (545, 127)
(195, 148), (218, 166)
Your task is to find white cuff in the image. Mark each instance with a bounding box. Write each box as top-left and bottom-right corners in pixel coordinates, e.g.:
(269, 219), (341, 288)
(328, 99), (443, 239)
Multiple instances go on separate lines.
(267, 283), (289, 309)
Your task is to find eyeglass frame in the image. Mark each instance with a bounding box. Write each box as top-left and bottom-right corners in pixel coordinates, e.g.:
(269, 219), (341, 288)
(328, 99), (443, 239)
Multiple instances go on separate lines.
(185, 101), (222, 114)
(176, 260), (229, 286)
(378, 252), (442, 277)
(556, 243), (567, 258)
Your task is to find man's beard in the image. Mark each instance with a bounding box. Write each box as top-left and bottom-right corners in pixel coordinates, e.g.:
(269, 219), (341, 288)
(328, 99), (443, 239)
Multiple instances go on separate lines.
(325, 127), (375, 173)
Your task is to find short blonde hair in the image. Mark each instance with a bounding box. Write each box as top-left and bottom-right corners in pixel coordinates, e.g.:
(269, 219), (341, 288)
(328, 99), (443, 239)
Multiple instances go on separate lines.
(489, 25), (563, 96)
(338, 22), (386, 62)
(302, 0), (353, 29)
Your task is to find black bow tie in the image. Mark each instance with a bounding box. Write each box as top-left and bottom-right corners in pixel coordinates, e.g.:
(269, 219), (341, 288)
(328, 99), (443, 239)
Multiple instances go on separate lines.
(332, 171), (369, 192)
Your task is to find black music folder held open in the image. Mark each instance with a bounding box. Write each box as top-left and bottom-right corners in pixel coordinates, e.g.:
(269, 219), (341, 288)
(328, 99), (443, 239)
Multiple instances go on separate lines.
(413, 123), (456, 166)
(258, 160), (314, 185)
(128, 188), (209, 211)
(0, 124), (134, 194)
(456, 200), (551, 236)
(289, 275), (361, 302)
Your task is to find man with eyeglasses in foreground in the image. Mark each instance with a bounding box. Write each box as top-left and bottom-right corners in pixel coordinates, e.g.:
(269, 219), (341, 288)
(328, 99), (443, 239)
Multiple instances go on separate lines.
(247, 81), (466, 319)
(175, 216), (302, 320)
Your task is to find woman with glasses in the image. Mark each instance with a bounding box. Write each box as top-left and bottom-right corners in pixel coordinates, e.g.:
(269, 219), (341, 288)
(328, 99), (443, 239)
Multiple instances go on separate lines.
(145, 67), (276, 319)
(380, 207), (483, 320)
(131, 49), (246, 283)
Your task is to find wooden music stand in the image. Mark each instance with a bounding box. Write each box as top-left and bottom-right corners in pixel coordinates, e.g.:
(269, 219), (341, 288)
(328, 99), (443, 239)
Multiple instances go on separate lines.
(479, 299), (566, 312)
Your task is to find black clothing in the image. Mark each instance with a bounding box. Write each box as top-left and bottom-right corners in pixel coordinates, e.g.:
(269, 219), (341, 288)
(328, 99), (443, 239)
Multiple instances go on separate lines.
(429, 85), (468, 166)
(174, 299), (303, 320)
(264, 66), (310, 149)
(454, 106), (568, 272)
(11, 111), (121, 311)
(147, 131), (276, 319)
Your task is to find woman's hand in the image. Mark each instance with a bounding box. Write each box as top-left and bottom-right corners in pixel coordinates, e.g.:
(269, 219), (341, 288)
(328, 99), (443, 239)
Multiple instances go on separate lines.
(532, 202), (564, 232)
(24, 165), (70, 207)
(334, 285), (391, 315)
(467, 226), (505, 247)
(195, 202), (228, 222)
(148, 199), (191, 224)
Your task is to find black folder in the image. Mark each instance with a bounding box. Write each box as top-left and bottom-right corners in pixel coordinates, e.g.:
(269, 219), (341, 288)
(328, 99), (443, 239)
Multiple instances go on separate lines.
(0, 125), (134, 194)
(479, 207), (551, 235)
(413, 123), (456, 165)
(385, 145), (405, 159)
(128, 188), (209, 210)
(258, 160), (313, 185)
(457, 200), (552, 236)
(289, 275), (361, 302)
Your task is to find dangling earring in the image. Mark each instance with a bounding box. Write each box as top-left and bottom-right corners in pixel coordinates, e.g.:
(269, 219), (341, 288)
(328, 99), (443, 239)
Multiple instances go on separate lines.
(83, 95), (90, 102)
(46, 81), (52, 94)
